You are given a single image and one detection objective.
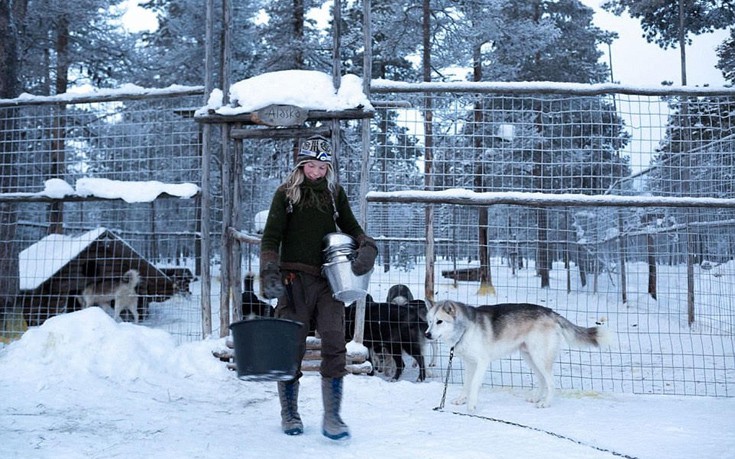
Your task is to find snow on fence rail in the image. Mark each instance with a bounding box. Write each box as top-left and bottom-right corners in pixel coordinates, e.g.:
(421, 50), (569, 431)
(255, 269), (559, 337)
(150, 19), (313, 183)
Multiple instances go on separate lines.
(367, 190), (735, 208)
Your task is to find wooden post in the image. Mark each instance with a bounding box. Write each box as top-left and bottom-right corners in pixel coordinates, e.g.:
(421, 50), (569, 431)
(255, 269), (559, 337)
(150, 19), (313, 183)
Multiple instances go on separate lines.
(219, 0), (234, 337)
(231, 137), (244, 323)
(330, 0), (342, 177)
(350, 0), (373, 346)
(422, 0), (435, 302)
(220, 123), (233, 336)
(200, 0), (215, 337)
(618, 211), (627, 305)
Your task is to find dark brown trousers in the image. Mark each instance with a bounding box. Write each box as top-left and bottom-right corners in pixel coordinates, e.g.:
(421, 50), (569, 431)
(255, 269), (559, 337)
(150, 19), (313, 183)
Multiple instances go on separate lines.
(275, 272), (347, 380)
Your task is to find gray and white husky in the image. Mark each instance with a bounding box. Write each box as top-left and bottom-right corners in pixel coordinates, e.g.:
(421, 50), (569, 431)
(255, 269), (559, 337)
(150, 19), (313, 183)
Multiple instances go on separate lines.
(78, 269), (141, 323)
(425, 300), (612, 411)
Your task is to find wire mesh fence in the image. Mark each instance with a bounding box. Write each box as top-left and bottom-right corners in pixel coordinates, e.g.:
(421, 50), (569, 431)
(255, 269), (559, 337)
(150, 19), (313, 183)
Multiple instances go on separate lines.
(1, 83), (734, 398)
(0, 91), (208, 344)
(362, 84), (735, 398)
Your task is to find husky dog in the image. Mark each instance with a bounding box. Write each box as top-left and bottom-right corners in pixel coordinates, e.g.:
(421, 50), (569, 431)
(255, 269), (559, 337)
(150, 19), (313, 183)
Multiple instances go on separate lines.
(425, 300), (612, 411)
(78, 269), (141, 323)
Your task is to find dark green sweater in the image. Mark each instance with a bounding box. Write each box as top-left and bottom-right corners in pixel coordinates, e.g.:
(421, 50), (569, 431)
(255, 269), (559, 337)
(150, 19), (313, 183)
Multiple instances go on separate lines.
(260, 178), (365, 275)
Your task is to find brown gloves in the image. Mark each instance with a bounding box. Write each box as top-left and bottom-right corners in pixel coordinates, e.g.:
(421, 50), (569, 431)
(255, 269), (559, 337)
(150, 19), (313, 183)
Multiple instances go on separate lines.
(351, 235), (378, 276)
(260, 250), (285, 299)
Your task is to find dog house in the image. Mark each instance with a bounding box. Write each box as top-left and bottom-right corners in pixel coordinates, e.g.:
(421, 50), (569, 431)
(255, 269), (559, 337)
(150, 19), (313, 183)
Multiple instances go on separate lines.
(18, 227), (178, 325)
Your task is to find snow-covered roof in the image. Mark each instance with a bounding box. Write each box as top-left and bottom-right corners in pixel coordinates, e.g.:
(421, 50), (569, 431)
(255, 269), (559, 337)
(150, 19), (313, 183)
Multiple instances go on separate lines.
(19, 227), (108, 290)
(199, 70), (373, 116)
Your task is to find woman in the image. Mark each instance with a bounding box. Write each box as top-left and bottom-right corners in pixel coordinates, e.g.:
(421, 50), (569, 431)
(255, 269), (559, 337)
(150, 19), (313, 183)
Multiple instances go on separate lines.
(259, 135), (377, 440)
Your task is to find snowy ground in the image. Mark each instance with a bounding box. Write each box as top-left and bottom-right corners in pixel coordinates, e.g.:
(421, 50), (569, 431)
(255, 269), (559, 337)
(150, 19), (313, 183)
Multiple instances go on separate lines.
(0, 308), (735, 459)
(1, 306), (734, 459)
(2, 258), (735, 458)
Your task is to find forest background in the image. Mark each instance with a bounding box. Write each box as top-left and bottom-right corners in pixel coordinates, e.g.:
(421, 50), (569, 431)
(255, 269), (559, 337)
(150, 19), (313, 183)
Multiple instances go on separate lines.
(1, 0), (735, 322)
(2, 0), (734, 100)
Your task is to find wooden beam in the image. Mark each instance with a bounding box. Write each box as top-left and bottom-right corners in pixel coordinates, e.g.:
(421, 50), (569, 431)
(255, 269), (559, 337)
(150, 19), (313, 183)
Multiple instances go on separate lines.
(195, 107), (374, 125)
(230, 126), (331, 140)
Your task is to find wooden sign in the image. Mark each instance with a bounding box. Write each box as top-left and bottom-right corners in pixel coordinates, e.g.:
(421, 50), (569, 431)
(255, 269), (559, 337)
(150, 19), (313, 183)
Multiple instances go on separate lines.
(251, 104), (309, 127)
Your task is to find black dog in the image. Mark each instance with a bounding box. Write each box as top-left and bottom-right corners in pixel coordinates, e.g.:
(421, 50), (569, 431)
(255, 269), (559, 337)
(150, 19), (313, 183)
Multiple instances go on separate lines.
(160, 267), (195, 297)
(345, 295), (427, 382)
(242, 273), (273, 318)
(386, 283), (414, 306)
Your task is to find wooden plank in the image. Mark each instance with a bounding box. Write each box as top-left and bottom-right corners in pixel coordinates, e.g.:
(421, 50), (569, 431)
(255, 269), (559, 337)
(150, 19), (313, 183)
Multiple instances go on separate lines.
(301, 360), (320, 372)
(306, 336), (321, 349)
(303, 349), (321, 361)
(230, 126), (331, 140)
(196, 107), (374, 125)
(251, 104), (308, 126)
(441, 267), (482, 281)
(213, 349), (234, 362)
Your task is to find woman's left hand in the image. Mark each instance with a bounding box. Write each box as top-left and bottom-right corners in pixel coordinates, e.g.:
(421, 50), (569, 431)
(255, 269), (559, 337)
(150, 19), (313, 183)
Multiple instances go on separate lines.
(351, 235), (378, 276)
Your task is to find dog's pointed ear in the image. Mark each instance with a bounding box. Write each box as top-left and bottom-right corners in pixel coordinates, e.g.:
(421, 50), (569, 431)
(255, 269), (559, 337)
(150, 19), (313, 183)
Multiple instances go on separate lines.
(442, 300), (457, 317)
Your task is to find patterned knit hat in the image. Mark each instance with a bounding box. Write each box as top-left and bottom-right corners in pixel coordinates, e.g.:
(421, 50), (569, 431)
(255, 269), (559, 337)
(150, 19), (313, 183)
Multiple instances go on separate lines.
(297, 135), (332, 163)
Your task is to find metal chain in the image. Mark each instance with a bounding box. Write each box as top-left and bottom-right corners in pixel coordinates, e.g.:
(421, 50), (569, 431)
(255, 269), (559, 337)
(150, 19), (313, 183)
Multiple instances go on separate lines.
(432, 346), (637, 459)
(433, 347), (455, 411)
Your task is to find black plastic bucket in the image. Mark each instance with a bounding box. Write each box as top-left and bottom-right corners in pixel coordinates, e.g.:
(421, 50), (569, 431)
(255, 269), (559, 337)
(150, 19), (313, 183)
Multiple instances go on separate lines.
(229, 318), (304, 382)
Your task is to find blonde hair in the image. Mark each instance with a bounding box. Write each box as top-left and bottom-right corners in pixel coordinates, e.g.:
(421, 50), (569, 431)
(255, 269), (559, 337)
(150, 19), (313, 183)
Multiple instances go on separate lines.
(284, 160), (337, 205)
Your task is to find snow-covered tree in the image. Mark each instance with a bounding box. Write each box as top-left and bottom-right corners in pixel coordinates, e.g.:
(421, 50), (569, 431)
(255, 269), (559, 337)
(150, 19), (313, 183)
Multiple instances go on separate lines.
(715, 28), (735, 83)
(603, 0), (735, 85)
(16, 0), (141, 93)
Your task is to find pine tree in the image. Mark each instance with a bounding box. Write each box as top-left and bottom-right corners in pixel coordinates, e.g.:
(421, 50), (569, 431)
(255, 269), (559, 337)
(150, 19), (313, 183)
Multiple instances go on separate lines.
(603, 0), (735, 85)
(0, 0), (22, 330)
(17, 0), (141, 93)
(715, 28), (735, 83)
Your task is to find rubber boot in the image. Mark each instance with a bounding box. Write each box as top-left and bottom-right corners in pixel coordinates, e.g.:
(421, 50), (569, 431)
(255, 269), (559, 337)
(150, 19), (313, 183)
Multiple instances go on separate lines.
(277, 381), (303, 435)
(321, 377), (350, 440)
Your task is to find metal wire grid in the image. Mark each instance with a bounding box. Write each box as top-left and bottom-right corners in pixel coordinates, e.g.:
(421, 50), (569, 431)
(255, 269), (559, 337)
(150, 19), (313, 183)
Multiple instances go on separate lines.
(361, 90), (735, 397)
(1, 87), (734, 397)
(1, 95), (206, 344)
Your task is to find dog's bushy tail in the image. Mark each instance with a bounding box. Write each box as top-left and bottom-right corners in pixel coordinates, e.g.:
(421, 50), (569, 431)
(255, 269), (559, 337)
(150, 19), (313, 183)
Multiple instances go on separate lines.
(125, 269), (141, 287)
(557, 315), (614, 348)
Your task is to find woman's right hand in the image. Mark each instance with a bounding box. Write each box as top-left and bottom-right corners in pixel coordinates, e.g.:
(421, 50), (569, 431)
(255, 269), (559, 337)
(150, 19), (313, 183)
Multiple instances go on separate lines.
(261, 269), (285, 299)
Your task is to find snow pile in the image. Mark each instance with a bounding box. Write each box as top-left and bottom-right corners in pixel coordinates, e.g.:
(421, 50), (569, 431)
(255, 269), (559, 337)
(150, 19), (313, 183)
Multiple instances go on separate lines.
(254, 209), (269, 233)
(1, 307), (228, 384)
(41, 178), (75, 198)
